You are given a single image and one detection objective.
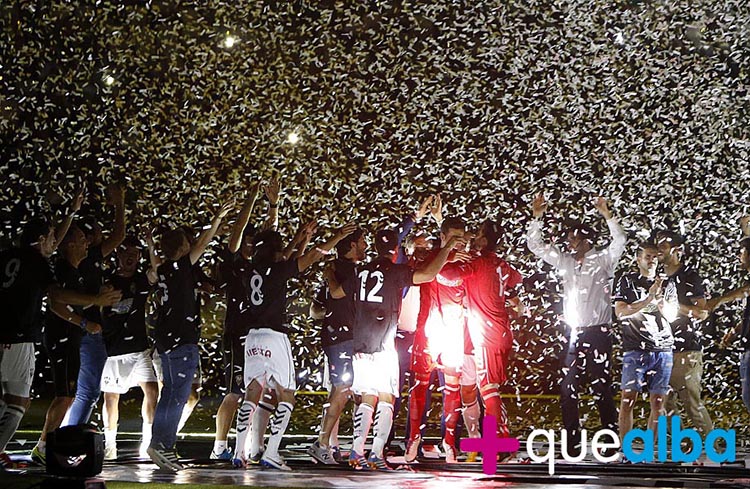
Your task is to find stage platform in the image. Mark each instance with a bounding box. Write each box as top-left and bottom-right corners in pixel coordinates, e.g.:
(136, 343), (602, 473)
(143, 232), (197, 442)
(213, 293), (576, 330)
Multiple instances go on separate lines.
(2, 436), (749, 489)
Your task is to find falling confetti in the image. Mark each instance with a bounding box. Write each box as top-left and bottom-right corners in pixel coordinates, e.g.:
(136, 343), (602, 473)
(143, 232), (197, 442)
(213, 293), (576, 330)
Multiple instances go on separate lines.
(1, 0), (749, 438)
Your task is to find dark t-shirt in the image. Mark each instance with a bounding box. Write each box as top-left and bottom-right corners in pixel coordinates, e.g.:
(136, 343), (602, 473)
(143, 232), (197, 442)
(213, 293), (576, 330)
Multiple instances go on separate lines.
(45, 258), (87, 348)
(313, 258), (356, 348)
(662, 266), (706, 352)
(79, 245), (105, 322)
(216, 247), (253, 338)
(154, 256), (200, 353)
(614, 272), (674, 352)
(0, 247), (56, 343)
(245, 259), (299, 334)
(344, 257), (414, 354)
(102, 272), (152, 356)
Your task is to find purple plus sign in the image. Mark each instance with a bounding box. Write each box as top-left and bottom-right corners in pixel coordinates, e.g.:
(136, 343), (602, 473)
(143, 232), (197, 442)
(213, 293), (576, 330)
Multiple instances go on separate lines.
(459, 415), (520, 475)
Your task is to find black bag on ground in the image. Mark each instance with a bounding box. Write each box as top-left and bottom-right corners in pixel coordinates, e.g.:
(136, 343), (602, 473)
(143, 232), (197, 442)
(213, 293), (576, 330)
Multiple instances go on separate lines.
(46, 424), (104, 477)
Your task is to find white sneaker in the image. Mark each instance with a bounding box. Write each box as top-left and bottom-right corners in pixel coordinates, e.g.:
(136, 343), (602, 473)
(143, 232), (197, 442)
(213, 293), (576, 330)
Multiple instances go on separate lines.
(139, 441), (150, 459)
(260, 453), (292, 471)
(104, 444), (117, 461)
(307, 441), (337, 465)
(405, 435), (421, 463)
(442, 440), (458, 463)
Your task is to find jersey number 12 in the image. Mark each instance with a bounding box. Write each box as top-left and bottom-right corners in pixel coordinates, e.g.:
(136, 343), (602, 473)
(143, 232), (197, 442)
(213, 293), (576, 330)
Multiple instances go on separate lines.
(358, 270), (384, 303)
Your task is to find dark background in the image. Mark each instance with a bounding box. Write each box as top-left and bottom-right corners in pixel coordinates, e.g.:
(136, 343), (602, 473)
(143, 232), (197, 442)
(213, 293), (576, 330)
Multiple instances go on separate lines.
(1, 0), (749, 429)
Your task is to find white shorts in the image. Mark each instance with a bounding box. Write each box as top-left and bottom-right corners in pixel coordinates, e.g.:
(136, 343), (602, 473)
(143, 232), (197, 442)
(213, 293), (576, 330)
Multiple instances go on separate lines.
(352, 348), (399, 397)
(460, 354), (478, 387)
(244, 329), (296, 392)
(153, 348), (203, 385)
(101, 350), (158, 394)
(0, 343), (35, 398)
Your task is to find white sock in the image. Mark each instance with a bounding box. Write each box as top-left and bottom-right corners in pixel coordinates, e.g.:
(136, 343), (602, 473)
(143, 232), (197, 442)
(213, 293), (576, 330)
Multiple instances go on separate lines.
(462, 401), (481, 438)
(36, 440), (46, 453)
(104, 429), (118, 450)
(0, 404), (26, 452)
(141, 422), (152, 447)
(249, 401), (274, 457)
(264, 402), (293, 460)
(234, 401), (257, 460)
(213, 440), (227, 454)
(371, 402), (394, 458)
(352, 404), (374, 456)
(139, 422), (152, 457)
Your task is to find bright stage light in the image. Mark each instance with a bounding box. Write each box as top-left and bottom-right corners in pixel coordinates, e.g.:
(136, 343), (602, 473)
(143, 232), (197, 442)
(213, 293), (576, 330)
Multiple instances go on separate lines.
(104, 75), (115, 86)
(224, 35), (237, 48)
(287, 132), (299, 144)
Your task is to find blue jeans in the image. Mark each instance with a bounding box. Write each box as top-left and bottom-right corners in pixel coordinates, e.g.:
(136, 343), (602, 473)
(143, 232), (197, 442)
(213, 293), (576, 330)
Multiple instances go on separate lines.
(621, 350), (673, 395)
(741, 351), (750, 413)
(65, 333), (108, 425)
(150, 344), (199, 450)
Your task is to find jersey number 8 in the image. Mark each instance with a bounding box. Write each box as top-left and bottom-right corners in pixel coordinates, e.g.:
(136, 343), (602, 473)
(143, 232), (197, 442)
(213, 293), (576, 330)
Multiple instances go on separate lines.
(250, 274), (264, 306)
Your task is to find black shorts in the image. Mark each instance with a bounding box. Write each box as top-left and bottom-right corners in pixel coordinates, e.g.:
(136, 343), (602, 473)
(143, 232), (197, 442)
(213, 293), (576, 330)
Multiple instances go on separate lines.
(222, 333), (245, 396)
(44, 332), (81, 398)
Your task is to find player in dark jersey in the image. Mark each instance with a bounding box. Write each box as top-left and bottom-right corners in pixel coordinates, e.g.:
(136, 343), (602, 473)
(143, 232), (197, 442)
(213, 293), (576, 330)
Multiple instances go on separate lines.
(614, 241), (673, 454)
(439, 220), (524, 460)
(65, 182), (126, 426)
(211, 179), (289, 461)
(100, 235), (158, 460)
(31, 223), (122, 463)
(146, 201), (232, 471)
(232, 222), (355, 470)
(0, 214), (119, 464)
(329, 228), (464, 470)
(656, 231), (713, 436)
(307, 228), (366, 464)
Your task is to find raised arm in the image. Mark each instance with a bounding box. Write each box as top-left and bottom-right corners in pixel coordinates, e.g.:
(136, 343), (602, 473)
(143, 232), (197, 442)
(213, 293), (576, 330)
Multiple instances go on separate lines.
(396, 195), (432, 264)
(261, 178), (280, 231)
(526, 193), (566, 269)
(297, 223), (356, 273)
(54, 183), (85, 249)
(284, 220), (316, 260)
(189, 201), (233, 265)
(413, 236), (466, 284)
(430, 194), (444, 229)
(100, 183), (127, 258)
(595, 197), (626, 263)
(229, 183), (261, 253)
